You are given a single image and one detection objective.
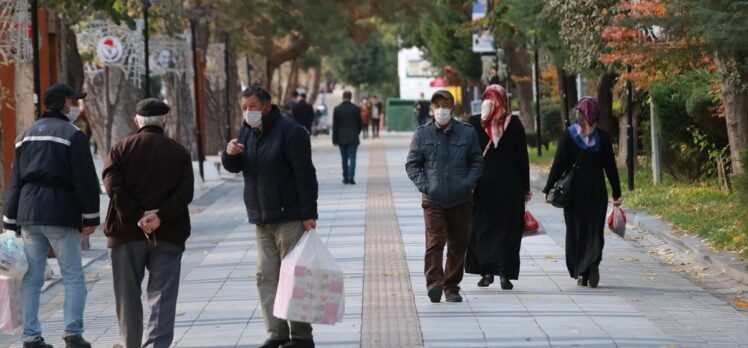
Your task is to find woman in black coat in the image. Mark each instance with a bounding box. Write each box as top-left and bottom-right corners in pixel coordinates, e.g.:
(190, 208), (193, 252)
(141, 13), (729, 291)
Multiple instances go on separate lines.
(465, 84), (531, 290)
(543, 97), (622, 288)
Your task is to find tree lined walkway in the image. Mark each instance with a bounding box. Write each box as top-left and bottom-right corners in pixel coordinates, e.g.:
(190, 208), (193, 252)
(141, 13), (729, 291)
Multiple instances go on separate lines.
(1, 134), (746, 347)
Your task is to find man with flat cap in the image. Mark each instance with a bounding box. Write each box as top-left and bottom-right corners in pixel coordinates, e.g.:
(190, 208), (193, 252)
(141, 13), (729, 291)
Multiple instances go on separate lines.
(405, 89), (483, 304)
(102, 98), (194, 348)
(3, 83), (99, 348)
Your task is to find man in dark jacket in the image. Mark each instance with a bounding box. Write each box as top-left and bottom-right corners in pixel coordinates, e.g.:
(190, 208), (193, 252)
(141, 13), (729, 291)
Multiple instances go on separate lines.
(405, 90), (483, 304)
(3, 83), (99, 348)
(332, 90), (363, 185)
(291, 92), (315, 133)
(222, 86), (318, 348)
(102, 98), (194, 348)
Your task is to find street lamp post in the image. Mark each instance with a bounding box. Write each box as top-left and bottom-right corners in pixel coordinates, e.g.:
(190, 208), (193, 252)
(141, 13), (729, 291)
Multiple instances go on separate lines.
(143, 0), (151, 98)
(534, 45), (541, 157)
(626, 65), (635, 190)
(224, 31), (231, 144)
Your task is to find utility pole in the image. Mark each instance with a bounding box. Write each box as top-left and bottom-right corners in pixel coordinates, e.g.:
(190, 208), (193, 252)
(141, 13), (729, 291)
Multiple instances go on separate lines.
(650, 99), (661, 185)
(533, 45), (541, 157)
(30, 0), (41, 119)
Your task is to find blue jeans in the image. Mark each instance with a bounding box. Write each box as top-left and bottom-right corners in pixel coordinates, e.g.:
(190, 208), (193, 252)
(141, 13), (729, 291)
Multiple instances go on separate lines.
(339, 144), (359, 180)
(21, 225), (86, 342)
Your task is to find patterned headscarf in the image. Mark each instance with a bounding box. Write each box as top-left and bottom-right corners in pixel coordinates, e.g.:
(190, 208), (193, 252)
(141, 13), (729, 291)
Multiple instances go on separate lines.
(481, 84), (511, 148)
(575, 97), (599, 125)
(569, 97), (601, 151)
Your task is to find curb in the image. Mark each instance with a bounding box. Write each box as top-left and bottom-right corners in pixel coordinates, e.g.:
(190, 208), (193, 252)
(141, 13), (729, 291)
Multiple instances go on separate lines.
(530, 167), (748, 284)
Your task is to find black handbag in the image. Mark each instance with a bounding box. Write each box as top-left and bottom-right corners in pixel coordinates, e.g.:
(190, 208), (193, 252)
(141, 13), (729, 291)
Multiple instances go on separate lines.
(548, 150), (585, 208)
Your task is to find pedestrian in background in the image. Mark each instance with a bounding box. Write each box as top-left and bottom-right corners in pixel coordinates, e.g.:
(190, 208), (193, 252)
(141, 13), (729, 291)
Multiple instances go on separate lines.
(282, 90), (300, 117)
(222, 86), (318, 348)
(332, 91), (363, 185)
(405, 90), (483, 303)
(370, 95), (383, 139)
(102, 99), (194, 348)
(3, 83), (99, 348)
(413, 92), (430, 126)
(465, 84), (530, 290)
(543, 97), (622, 288)
(359, 97), (371, 139)
(291, 92), (315, 133)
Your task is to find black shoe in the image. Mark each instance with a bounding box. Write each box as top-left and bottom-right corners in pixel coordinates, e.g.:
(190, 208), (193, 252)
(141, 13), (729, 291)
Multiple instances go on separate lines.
(577, 277), (588, 287)
(427, 284), (442, 303)
(349, 179), (356, 185)
(477, 274), (494, 287)
(500, 277), (514, 290)
(64, 335), (91, 348)
(259, 338), (291, 348)
(23, 338), (53, 348)
(445, 292), (463, 303)
(588, 265), (600, 288)
(342, 178), (350, 184)
(282, 339), (315, 348)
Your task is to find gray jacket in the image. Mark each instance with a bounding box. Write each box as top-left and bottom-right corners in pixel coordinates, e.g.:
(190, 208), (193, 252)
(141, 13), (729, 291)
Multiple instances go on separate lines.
(405, 119), (483, 208)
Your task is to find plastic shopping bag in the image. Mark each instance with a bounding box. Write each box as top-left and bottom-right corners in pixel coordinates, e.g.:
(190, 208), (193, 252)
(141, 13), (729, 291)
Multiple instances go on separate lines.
(0, 231), (27, 278)
(273, 230), (345, 325)
(0, 276), (22, 330)
(522, 211), (546, 238)
(608, 207), (627, 238)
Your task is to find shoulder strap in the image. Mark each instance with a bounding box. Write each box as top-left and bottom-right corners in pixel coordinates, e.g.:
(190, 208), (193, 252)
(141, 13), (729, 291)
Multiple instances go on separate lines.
(571, 149), (585, 169)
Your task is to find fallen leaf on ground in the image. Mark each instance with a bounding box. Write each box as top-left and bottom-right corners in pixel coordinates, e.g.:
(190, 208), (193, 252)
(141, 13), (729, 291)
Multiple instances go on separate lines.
(176, 312), (186, 316)
(544, 253), (555, 260)
(622, 257), (639, 262)
(732, 298), (748, 309)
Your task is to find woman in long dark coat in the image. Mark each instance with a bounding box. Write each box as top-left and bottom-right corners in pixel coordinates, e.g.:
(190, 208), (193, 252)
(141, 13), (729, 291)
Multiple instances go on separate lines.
(466, 84), (531, 290)
(543, 97), (622, 288)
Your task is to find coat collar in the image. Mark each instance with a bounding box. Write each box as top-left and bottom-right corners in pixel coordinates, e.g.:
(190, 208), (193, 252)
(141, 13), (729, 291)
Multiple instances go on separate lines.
(137, 125), (165, 135)
(429, 119), (455, 135)
(245, 105), (282, 132)
(40, 110), (69, 122)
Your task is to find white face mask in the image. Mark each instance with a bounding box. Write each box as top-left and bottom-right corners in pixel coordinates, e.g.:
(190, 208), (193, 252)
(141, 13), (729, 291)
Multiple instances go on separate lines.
(66, 106), (80, 123)
(433, 108), (452, 125)
(480, 100), (493, 121)
(243, 110), (262, 128)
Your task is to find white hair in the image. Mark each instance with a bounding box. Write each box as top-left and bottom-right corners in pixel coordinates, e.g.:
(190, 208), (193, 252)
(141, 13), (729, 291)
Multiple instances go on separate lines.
(135, 115), (166, 127)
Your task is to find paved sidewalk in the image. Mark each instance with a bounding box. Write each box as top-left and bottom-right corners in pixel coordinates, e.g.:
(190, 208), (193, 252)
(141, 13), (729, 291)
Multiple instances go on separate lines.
(1, 133), (746, 347)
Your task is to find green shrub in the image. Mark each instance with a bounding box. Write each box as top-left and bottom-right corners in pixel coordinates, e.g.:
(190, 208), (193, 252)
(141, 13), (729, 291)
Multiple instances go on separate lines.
(527, 98), (564, 149)
(650, 69), (725, 182)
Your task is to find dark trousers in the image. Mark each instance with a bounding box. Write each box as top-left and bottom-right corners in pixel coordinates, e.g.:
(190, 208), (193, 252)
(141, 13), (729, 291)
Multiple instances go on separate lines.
(339, 144), (358, 180)
(110, 241), (183, 348)
(422, 201), (471, 294)
(371, 118), (380, 138)
(362, 124), (369, 139)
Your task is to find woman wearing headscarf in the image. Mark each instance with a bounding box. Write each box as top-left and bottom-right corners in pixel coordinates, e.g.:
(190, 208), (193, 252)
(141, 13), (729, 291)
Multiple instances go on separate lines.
(543, 97), (622, 288)
(465, 84), (531, 290)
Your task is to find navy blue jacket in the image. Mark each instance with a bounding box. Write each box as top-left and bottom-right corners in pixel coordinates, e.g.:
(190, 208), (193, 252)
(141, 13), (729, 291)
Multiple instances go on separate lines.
(3, 111), (100, 230)
(332, 101), (362, 145)
(221, 106), (318, 225)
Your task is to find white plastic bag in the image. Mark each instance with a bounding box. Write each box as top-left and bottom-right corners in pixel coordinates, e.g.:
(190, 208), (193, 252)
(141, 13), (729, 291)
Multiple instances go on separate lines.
(273, 230), (345, 325)
(0, 231), (28, 278)
(0, 276), (22, 330)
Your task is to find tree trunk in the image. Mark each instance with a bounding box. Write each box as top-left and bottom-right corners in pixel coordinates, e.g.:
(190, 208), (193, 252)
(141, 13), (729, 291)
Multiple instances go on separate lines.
(617, 98), (642, 168)
(501, 39), (534, 128)
(283, 59), (299, 105)
(84, 68), (138, 161)
(163, 72), (196, 158)
(715, 53), (748, 175)
(556, 67), (578, 126)
(308, 63), (322, 105)
(595, 72), (617, 135)
(57, 21), (84, 90)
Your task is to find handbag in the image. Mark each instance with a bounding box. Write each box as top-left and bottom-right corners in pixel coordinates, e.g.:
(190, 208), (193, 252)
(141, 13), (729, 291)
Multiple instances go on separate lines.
(547, 150), (585, 208)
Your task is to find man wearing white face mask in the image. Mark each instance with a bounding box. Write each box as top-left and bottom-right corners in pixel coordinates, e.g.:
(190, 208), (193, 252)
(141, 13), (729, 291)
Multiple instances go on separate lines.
(405, 90), (483, 303)
(4, 83), (100, 348)
(222, 86), (318, 348)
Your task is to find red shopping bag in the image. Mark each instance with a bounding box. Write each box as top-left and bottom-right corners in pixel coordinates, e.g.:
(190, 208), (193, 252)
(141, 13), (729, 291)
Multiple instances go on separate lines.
(523, 211), (540, 232)
(608, 207), (627, 238)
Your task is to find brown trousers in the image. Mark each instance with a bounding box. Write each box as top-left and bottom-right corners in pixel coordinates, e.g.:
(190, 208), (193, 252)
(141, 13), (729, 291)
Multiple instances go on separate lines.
(422, 201), (472, 294)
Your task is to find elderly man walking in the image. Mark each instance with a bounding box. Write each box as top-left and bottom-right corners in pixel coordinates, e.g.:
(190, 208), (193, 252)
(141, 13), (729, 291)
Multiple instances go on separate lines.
(405, 90), (483, 303)
(102, 99), (194, 348)
(222, 86), (318, 348)
(3, 83), (99, 348)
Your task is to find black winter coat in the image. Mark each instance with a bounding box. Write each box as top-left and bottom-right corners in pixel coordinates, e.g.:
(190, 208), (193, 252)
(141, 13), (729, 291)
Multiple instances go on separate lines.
(222, 106), (318, 225)
(332, 101), (362, 146)
(292, 100), (315, 133)
(3, 111), (100, 230)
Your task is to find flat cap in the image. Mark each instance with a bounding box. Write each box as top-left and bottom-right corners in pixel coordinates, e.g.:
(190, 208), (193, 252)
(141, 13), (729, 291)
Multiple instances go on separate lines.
(136, 98), (170, 117)
(431, 90), (454, 103)
(44, 83), (86, 110)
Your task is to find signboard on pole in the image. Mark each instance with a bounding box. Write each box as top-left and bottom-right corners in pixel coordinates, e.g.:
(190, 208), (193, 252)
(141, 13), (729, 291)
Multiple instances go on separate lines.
(472, 0), (494, 53)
